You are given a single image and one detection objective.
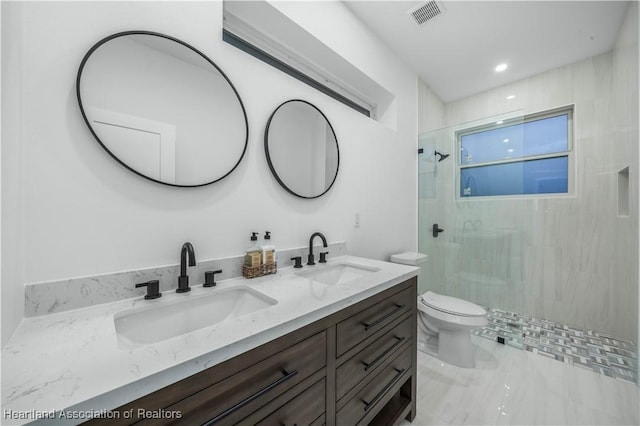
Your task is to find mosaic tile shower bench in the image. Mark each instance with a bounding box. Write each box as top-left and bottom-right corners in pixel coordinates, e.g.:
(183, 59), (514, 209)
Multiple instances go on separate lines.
(473, 308), (637, 383)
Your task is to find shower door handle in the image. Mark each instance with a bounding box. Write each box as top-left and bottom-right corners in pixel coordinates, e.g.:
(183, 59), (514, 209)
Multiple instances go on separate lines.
(432, 224), (444, 238)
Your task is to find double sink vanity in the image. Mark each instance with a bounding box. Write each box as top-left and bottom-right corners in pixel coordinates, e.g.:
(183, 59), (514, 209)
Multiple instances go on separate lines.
(3, 254), (418, 425)
(0, 21), (421, 426)
(115, 261), (381, 348)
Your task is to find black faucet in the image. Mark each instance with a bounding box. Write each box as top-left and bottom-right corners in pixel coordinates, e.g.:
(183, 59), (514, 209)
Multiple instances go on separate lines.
(177, 242), (196, 293)
(307, 232), (328, 266)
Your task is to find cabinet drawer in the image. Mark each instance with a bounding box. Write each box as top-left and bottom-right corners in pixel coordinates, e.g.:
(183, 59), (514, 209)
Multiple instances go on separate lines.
(336, 315), (412, 401)
(336, 346), (412, 426)
(336, 286), (413, 357)
(255, 378), (325, 426)
(161, 331), (326, 426)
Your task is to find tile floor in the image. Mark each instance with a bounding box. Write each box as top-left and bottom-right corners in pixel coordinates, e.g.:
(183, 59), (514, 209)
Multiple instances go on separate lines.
(474, 308), (638, 384)
(400, 336), (639, 425)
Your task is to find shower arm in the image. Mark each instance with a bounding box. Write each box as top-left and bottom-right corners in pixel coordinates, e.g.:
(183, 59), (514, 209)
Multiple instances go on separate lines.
(434, 151), (450, 162)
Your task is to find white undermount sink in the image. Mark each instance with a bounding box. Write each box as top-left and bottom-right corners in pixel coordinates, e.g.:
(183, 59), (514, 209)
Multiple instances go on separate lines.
(296, 262), (380, 285)
(114, 286), (277, 347)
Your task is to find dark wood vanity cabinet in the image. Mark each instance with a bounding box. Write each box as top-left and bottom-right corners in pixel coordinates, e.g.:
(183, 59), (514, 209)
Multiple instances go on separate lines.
(334, 284), (416, 426)
(85, 278), (417, 426)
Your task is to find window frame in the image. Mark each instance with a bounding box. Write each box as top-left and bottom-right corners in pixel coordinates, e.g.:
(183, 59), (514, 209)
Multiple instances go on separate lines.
(455, 105), (575, 200)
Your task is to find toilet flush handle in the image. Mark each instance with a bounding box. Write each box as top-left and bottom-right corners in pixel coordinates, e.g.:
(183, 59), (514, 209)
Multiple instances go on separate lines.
(433, 224), (444, 238)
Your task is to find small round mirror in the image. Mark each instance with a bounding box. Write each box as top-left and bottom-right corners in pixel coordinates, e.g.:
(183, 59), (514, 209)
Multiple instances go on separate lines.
(77, 31), (248, 187)
(264, 100), (339, 199)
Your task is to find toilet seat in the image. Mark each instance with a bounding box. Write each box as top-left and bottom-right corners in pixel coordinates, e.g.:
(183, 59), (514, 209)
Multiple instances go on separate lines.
(419, 291), (486, 317)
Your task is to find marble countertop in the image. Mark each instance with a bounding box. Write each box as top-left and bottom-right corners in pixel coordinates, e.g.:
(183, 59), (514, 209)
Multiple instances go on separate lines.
(2, 255), (417, 424)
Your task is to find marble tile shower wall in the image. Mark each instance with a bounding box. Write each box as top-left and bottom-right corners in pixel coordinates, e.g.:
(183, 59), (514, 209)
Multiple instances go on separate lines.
(24, 242), (347, 317)
(419, 42), (638, 342)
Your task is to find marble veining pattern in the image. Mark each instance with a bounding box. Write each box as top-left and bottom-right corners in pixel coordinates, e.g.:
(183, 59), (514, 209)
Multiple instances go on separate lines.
(473, 307), (637, 384)
(2, 255), (416, 424)
(24, 243), (347, 317)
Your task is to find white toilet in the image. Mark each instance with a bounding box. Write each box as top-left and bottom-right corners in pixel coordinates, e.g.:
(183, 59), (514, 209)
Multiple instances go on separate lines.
(389, 252), (487, 369)
(417, 291), (487, 368)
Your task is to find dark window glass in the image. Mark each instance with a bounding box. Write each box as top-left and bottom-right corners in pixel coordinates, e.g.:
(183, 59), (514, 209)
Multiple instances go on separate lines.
(460, 156), (568, 197)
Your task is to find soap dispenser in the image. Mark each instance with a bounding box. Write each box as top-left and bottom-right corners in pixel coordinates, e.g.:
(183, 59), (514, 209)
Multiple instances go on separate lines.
(261, 231), (277, 275)
(243, 232), (263, 278)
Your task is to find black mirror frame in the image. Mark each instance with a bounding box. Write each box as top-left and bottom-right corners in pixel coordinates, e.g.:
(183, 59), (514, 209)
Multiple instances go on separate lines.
(264, 99), (340, 199)
(76, 30), (249, 188)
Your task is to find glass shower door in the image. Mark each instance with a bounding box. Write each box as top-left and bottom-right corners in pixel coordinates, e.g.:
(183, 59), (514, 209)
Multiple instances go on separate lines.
(417, 111), (526, 315)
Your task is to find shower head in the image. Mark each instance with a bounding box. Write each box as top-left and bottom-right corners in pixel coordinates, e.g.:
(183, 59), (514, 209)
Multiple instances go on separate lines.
(434, 151), (450, 162)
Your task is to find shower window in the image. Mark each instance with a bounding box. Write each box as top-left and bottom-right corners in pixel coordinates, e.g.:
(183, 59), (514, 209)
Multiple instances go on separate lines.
(457, 106), (573, 197)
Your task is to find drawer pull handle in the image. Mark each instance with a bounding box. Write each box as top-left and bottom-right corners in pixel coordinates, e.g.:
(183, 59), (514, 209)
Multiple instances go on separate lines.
(362, 336), (405, 372)
(203, 369), (298, 425)
(362, 367), (406, 412)
(362, 304), (406, 331)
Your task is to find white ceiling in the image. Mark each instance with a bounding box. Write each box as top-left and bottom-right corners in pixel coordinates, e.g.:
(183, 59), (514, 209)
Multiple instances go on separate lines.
(345, 1), (630, 102)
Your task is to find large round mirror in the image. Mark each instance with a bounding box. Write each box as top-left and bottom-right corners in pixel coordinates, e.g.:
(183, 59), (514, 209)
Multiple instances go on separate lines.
(77, 31), (248, 187)
(264, 100), (339, 199)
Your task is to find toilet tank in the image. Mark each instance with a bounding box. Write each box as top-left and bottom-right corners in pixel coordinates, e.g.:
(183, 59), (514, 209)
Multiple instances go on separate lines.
(390, 252), (428, 293)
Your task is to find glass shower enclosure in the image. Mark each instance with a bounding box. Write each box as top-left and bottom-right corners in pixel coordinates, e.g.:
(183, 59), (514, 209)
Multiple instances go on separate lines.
(417, 111), (528, 314)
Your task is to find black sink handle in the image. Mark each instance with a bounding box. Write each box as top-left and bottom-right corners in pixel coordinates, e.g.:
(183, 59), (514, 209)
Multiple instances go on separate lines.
(135, 280), (161, 300)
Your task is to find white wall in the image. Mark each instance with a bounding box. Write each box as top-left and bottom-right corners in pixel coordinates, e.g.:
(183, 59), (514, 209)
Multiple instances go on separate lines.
(418, 3), (638, 341)
(619, 0), (640, 384)
(612, 0), (639, 347)
(1, 2), (26, 349)
(418, 82), (445, 135)
(0, 1), (418, 346)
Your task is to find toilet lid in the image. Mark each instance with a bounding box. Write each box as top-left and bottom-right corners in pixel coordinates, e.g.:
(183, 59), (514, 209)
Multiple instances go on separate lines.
(420, 291), (486, 317)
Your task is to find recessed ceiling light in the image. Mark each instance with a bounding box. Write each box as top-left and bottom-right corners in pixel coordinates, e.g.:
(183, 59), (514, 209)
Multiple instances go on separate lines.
(507, 148), (514, 153)
(495, 63), (508, 72)
(503, 138), (510, 143)
(506, 94), (516, 100)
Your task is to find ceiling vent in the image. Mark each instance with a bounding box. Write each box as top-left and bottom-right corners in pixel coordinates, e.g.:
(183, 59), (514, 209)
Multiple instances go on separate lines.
(409, 1), (446, 25)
